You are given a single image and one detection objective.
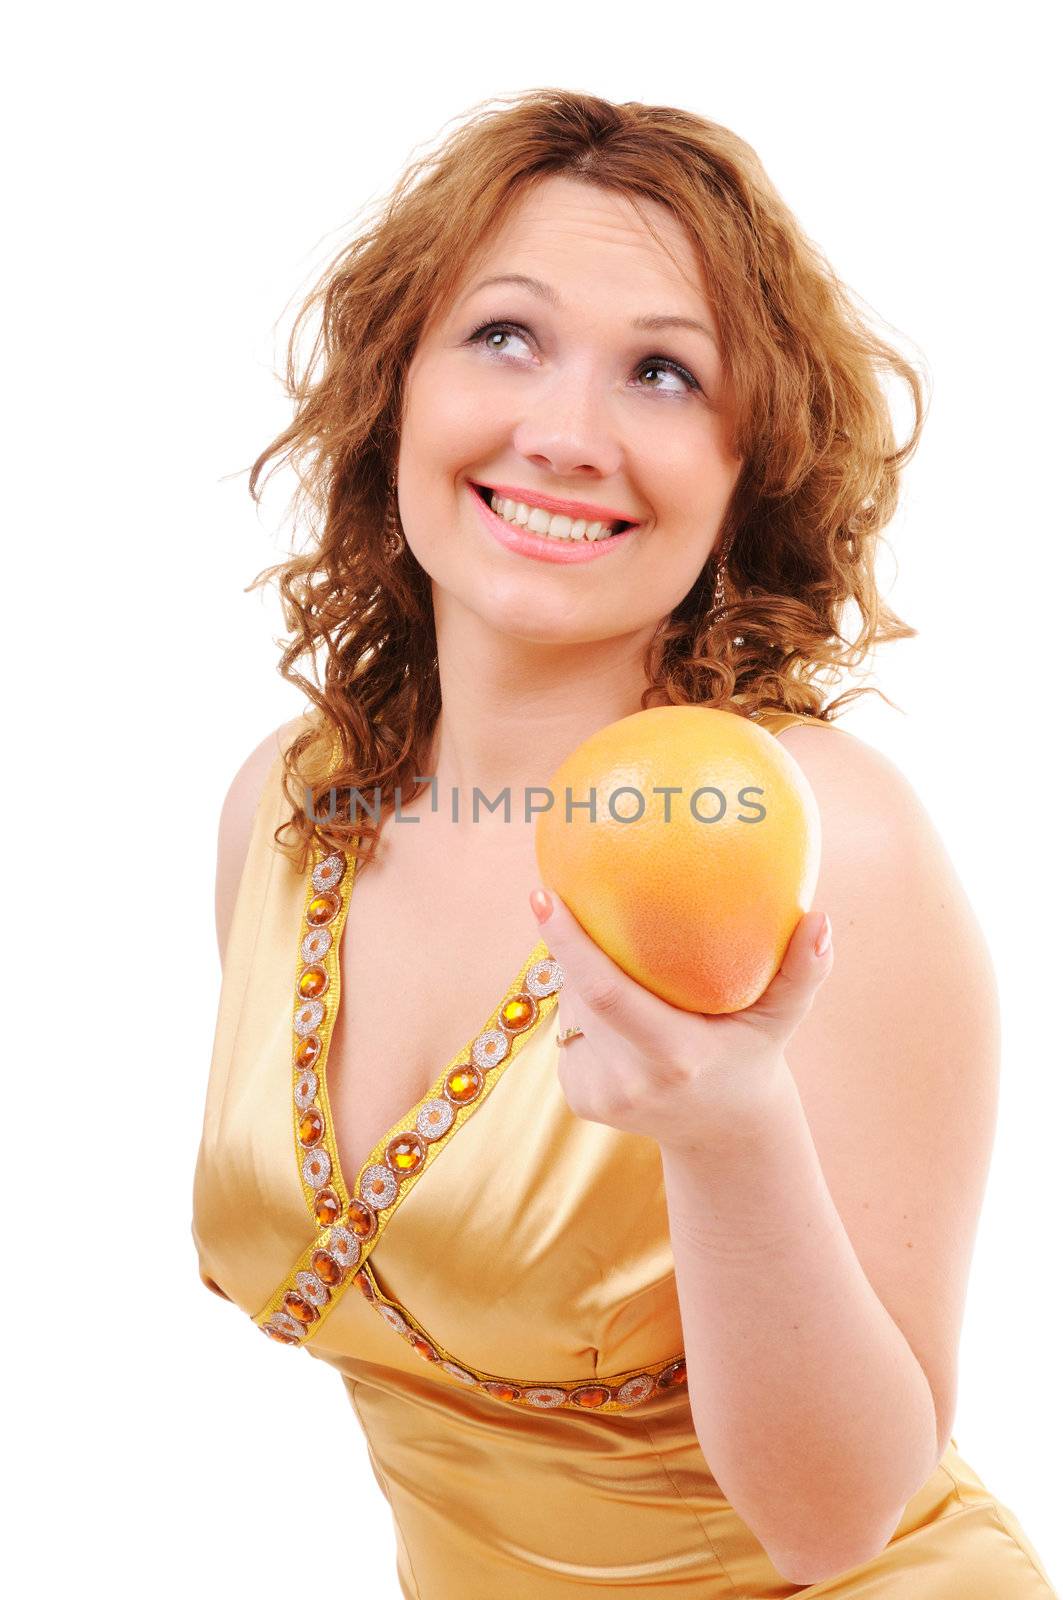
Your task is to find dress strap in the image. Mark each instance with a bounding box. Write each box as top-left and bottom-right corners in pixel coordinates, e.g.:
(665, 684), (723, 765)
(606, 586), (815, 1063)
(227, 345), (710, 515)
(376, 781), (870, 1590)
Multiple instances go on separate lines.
(756, 709), (836, 735)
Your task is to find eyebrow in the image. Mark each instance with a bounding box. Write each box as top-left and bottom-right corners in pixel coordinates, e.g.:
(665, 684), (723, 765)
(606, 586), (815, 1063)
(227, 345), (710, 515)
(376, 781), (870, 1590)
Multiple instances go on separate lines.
(462, 272), (719, 349)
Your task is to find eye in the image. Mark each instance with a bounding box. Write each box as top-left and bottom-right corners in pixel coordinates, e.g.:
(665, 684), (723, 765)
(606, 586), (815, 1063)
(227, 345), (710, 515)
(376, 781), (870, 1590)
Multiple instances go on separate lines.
(634, 358), (699, 394)
(467, 320), (534, 358)
(466, 319), (701, 394)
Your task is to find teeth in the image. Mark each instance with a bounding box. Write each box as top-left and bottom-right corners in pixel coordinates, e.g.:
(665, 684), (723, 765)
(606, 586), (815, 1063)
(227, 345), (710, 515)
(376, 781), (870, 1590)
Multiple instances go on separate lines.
(488, 491), (620, 542)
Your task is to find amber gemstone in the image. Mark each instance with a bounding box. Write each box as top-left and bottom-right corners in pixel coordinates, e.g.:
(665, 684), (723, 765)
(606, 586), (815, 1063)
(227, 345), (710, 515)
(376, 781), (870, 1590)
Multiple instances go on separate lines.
(295, 1035), (322, 1069)
(346, 1198), (378, 1239)
(263, 1325), (300, 1345)
(657, 1359), (687, 1389)
(282, 1291), (319, 1325)
(297, 964), (329, 1000)
(310, 1249), (343, 1286)
(571, 1386), (610, 1408)
(314, 1189), (341, 1226)
(306, 892), (341, 927)
(385, 1132), (426, 1174)
(354, 1270), (375, 1301)
(445, 1065), (483, 1104)
(499, 993), (537, 1032)
(298, 1108), (325, 1147)
(410, 1335), (439, 1362)
(481, 1381), (522, 1402)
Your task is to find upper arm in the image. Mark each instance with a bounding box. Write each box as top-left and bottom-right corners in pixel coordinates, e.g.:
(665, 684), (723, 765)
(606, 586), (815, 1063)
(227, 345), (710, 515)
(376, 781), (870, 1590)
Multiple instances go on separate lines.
(215, 715), (308, 965)
(776, 726), (1001, 1462)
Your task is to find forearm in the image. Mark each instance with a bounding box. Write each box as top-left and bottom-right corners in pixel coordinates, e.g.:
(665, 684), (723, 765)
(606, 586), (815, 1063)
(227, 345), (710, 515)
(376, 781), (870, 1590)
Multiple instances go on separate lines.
(660, 1059), (940, 1586)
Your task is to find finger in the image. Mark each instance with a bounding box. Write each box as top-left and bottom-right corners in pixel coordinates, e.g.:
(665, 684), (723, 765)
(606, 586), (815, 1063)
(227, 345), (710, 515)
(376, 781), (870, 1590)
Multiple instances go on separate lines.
(530, 886), (678, 1056)
(742, 911), (833, 1036)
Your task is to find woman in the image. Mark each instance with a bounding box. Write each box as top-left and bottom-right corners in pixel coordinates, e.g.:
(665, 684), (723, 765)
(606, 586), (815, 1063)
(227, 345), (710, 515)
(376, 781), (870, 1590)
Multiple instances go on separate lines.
(191, 90), (1057, 1597)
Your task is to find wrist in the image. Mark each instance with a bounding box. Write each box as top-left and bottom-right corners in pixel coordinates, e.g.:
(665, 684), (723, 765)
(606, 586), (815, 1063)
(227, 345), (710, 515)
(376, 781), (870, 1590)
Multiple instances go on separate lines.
(657, 1062), (821, 1249)
(656, 1049), (799, 1161)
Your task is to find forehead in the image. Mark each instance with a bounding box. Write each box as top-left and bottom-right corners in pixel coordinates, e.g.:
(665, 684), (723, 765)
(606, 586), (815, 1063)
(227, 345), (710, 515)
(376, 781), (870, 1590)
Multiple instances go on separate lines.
(452, 174), (709, 315)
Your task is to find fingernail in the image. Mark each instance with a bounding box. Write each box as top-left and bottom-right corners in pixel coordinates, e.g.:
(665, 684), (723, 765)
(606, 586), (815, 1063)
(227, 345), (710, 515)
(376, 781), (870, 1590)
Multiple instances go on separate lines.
(530, 888), (554, 924)
(813, 913), (832, 957)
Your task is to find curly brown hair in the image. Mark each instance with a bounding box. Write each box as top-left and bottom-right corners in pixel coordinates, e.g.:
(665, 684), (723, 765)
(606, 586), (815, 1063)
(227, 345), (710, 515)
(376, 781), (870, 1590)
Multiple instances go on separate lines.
(245, 88), (925, 874)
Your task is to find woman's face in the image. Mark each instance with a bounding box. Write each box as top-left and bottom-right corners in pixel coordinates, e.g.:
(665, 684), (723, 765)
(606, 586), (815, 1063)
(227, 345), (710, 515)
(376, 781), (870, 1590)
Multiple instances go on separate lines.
(398, 173), (741, 645)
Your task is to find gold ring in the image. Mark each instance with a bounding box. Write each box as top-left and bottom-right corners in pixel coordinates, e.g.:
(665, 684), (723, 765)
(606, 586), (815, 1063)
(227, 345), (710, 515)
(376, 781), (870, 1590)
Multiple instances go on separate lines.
(556, 1026), (585, 1046)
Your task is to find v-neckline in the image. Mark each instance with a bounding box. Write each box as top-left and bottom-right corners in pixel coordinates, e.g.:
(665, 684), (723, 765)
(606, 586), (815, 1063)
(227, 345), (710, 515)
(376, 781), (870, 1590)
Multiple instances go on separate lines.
(290, 847), (562, 1229)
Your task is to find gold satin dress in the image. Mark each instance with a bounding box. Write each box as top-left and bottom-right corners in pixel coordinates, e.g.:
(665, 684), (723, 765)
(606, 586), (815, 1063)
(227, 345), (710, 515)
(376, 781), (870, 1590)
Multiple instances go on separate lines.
(191, 709), (1057, 1598)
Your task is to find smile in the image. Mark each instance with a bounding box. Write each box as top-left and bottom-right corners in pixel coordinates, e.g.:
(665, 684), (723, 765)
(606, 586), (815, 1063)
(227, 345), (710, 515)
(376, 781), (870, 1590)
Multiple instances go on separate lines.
(473, 484), (634, 543)
(466, 481), (641, 565)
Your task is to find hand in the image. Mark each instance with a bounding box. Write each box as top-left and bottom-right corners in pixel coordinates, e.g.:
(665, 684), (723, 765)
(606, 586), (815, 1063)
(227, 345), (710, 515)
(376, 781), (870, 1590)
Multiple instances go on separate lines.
(529, 887), (834, 1153)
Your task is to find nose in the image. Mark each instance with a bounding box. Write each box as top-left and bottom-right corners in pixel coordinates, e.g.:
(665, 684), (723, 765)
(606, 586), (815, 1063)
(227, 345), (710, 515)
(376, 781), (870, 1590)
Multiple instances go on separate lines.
(510, 362), (625, 482)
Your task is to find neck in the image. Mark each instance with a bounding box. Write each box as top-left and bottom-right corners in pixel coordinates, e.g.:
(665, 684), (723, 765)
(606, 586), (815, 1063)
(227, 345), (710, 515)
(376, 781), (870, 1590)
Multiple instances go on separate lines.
(424, 601), (658, 841)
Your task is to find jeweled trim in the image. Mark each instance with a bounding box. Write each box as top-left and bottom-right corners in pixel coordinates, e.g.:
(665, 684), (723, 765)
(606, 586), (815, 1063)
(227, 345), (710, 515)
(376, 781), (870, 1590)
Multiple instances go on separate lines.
(254, 849), (684, 1410)
(290, 850), (353, 1220)
(258, 845), (563, 1347)
(257, 1247), (691, 1410)
(332, 941), (561, 1248)
(351, 1261), (688, 1414)
(288, 848), (561, 1237)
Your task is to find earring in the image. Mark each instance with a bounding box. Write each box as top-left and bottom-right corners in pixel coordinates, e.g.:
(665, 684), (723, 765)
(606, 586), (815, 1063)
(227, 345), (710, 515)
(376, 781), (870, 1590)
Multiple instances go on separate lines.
(710, 540), (744, 647)
(384, 470), (403, 554)
(710, 548), (728, 618)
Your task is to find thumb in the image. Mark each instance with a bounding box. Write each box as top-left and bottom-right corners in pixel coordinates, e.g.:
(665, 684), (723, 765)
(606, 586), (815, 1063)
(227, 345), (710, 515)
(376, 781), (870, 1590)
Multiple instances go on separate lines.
(529, 885), (672, 1053)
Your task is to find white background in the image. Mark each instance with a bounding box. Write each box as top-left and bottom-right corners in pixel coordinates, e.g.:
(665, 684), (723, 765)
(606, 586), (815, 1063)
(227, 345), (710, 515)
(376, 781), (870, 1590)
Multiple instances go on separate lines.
(7, 2), (1060, 1594)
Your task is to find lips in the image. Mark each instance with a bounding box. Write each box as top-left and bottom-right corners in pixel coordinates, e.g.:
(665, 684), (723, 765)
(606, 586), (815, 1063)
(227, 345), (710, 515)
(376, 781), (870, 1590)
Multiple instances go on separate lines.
(467, 478), (639, 563)
(472, 484), (623, 541)
(472, 482), (638, 531)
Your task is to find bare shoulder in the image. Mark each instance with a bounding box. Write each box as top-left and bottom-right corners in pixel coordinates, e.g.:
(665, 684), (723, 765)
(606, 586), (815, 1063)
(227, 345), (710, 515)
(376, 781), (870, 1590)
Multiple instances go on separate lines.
(775, 720), (930, 833)
(214, 712), (314, 963)
(774, 720), (973, 921)
(774, 719), (998, 1106)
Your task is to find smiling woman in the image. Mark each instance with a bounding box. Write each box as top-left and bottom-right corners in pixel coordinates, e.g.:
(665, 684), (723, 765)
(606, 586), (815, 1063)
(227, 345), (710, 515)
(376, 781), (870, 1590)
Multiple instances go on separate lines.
(191, 88), (1058, 1599)
(237, 89), (927, 865)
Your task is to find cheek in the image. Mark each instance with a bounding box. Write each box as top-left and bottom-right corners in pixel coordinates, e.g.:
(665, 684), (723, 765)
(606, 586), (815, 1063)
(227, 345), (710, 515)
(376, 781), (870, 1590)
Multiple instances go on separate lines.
(643, 540), (717, 612)
(406, 367), (498, 474)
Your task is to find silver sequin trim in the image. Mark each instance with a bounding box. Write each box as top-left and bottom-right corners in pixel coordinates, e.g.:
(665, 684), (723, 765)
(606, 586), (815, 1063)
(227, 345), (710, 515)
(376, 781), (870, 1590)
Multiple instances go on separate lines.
(293, 1071), (319, 1111)
(295, 1270), (330, 1307)
(265, 1311), (305, 1341)
(526, 958), (563, 997)
(327, 1226), (359, 1268)
(440, 1361), (478, 1386)
(415, 1097), (456, 1141)
(471, 1027), (509, 1068)
(617, 1375), (655, 1406)
(301, 1146), (332, 1189)
(360, 1163), (398, 1209)
(377, 1305), (412, 1336)
(312, 854), (346, 893)
(293, 999), (325, 1037)
(523, 1387), (566, 1408)
(301, 927), (332, 963)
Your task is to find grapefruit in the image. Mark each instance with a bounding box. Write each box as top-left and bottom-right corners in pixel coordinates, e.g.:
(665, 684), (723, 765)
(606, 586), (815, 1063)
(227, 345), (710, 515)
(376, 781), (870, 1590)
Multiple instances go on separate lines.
(534, 706), (821, 1014)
